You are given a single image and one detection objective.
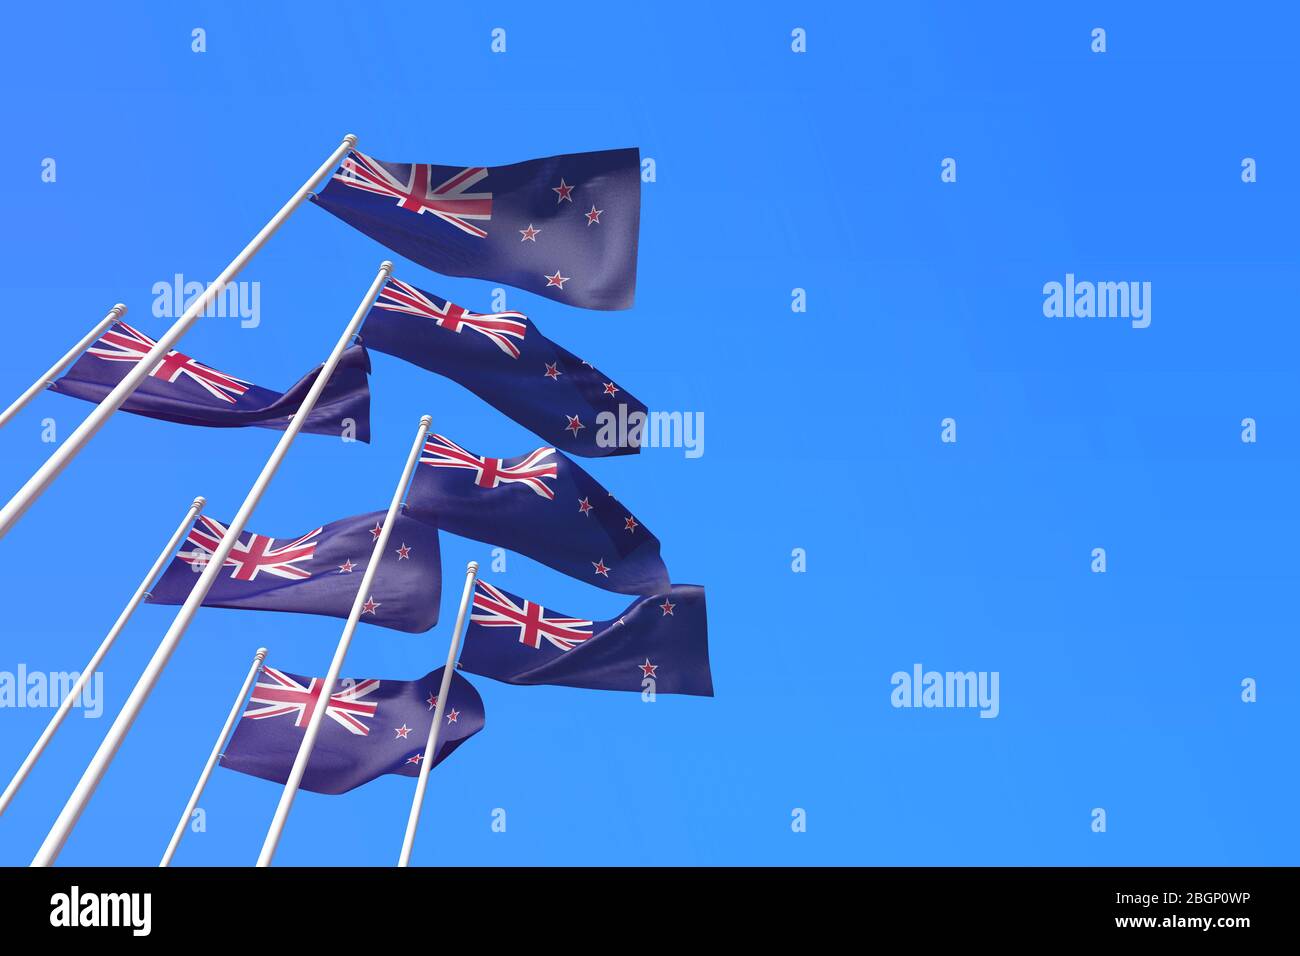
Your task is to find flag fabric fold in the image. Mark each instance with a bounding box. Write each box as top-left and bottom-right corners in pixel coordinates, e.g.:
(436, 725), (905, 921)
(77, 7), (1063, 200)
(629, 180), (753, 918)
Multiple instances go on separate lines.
(312, 147), (640, 311)
(221, 664), (484, 795)
(362, 276), (643, 457)
(49, 321), (372, 441)
(146, 510), (441, 633)
(404, 433), (670, 596)
(460, 581), (712, 696)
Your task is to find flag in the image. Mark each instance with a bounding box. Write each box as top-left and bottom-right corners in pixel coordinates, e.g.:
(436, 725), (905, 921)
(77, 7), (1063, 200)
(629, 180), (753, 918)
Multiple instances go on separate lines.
(312, 147), (640, 311)
(49, 321), (372, 441)
(405, 433), (670, 596)
(221, 664), (484, 795)
(146, 510), (441, 633)
(461, 581), (712, 696)
(362, 276), (643, 457)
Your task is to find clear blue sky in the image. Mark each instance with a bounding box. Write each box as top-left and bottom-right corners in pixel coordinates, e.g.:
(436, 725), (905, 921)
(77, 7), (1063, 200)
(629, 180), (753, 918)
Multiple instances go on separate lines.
(0, 2), (1296, 866)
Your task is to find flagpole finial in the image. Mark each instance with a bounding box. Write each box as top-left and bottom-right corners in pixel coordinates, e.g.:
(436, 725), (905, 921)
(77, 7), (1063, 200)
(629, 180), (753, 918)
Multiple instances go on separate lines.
(419, 415), (432, 429)
(466, 561), (479, 574)
(190, 496), (206, 512)
(255, 647), (269, 660)
(342, 133), (358, 148)
(379, 260), (394, 275)
(111, 303), (128, 317)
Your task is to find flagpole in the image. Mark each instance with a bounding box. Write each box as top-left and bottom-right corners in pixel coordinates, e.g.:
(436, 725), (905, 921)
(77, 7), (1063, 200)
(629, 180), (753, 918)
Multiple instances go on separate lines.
(255, 413), (432, 867)
(0, 133), (358, 543)
(397, 559), (479, 867)
(0, 496), (204, 818)
(160, 646), (268, 867)
(30, 260), (393, 867)
(0, 304), (127, 430)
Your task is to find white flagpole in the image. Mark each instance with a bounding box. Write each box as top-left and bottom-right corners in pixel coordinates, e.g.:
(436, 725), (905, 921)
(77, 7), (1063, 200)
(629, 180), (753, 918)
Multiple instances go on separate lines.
(0, 496), (204, 817)
(397, 560), (479, 867)
(0, 133), (358, 543)
(160, 646), (268, 867)
(0, 304), (127, 430)
(255, 414), (433, 867)
(30, 260), (393, 867)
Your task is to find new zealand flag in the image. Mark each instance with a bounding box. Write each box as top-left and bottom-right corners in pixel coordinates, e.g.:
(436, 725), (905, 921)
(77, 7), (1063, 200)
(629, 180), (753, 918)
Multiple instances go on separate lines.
(461, 581), (713, 697)
(146, 510), (441, 633)
(361, 276), (644, 457)
(49, 321), (371, 441)
(222, 664), (484, 795)
(405, 433), (670, 596)
(312, 147), (640, 311)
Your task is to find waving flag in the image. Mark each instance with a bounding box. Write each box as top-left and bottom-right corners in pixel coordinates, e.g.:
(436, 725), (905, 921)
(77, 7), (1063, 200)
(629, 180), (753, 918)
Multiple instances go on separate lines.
(405, 433), (669, 596)
(361, 277), (643, 457)
(461, 582), (712, 696)
(312, 147), (640, 311)
(146, 510), (441, 633)
(222, 664), (484, 795)
(49, 321), (372, 441)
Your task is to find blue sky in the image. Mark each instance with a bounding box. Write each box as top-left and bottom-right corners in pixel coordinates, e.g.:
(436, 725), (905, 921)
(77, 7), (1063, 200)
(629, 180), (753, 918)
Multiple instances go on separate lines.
(0, 2), (1296, 865)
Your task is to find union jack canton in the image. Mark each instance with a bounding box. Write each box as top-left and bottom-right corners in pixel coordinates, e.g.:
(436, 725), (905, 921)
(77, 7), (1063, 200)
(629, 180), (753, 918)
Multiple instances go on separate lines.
(421, 434), (558, 500)
(245, 666), (380, 735)
(470, 580), (593, 651)
(88, 321), (251, 403)
(222, 665), (486, 795)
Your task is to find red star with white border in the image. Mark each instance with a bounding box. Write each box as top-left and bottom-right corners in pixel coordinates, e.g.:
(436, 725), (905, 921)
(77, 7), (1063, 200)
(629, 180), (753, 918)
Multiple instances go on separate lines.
(639, 659), (658, 679)
(565, 415), (585, 436)
(406, 752), (424, 765)
(659, 599), (675, 616)
(592, 558), (611, 577)
(369, 522), (383, 541)
(446, 708), (460, 724)
(362, 596), (381, 615)
(585, 205), (602, 226)
(544, 362), (562, 380)
(426, 694), (438, 711)
(395, 724), (412, 739)
(396, 543), (411, 560)
(545, 270), (569, 289)
(519, 223), (540, 241)
(338, 559), (356, 573)
(577, 496), (594, 515)
(603, 382), (619, 397)
(552, 179), (574, 203)
(624, 515), (638, 533)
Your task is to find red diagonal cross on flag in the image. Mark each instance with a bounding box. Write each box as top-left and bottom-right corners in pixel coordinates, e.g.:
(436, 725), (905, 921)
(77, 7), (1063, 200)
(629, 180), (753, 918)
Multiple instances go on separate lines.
(87, 321), (251, 404)
(243, 666), (380, 736)
(374, 279), (526, 358)
(334, 149), (493, 238)
(182, 516), (320, 582)
(420, 434), (558, 500)
(470, 580), (593, 651)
